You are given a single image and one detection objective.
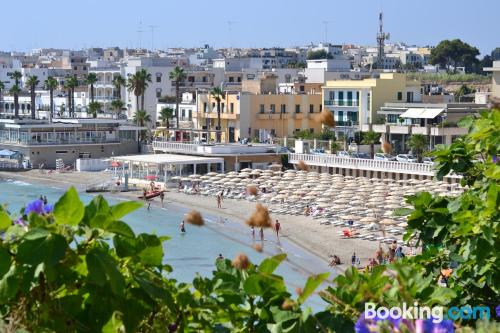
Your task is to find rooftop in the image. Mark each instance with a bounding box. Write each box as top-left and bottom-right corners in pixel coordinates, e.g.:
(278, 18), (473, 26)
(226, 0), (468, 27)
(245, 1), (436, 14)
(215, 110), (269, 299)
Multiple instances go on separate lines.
(113, 153), (224, 165)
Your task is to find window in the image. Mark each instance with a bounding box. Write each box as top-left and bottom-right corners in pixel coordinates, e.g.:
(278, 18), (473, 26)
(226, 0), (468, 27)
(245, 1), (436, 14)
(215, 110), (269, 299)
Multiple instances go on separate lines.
(202, 76), (207, 82)
(55, 150), (68, 154)
(329, 91), (335, 100)
(406, 92), (413, 102)
(338, 91), (344, 106)
(299, 85), (305, 92)
(230, 102), (234, 113)
(397, 92), (403, 100)
(309, 128), (314, 134)
(295, 104), (301, 113)
(347, 91), (353, 106)
(203, 102), (208, 113)
(237, 77), (241, 83)
(156, 88), (162, 98)
(212, 102), (215, 111)
(221, 103), (225, 113)
(83, 66), (87, 70)
(270, 104), (276, 113)
(280, 104), (286, 113)
(259, 104), (265, 114)
(309, 104), (314, 113)
(229, 77), (234, 83)
(73, 66), (77, 71)
(156, 73), (162, 82)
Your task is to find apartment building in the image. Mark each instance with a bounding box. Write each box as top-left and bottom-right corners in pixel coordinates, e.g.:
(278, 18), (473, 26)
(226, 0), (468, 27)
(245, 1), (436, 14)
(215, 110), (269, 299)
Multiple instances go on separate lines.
(484, 61), (500, 99)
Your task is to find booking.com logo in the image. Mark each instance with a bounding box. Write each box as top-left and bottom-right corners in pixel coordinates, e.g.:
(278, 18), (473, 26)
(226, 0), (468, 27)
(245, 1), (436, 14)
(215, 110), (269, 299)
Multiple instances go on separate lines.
(365, 302), (495, 323)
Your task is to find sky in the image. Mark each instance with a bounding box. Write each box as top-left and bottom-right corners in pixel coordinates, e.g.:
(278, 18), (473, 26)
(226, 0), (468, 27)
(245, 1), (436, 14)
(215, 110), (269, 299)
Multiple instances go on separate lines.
(2, 0), (498, 55)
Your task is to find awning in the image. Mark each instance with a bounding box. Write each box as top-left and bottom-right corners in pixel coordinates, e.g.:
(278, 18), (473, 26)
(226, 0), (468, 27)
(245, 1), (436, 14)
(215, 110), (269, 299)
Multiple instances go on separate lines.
(400, 108), (445, 119)
(0, 149), (18, 157)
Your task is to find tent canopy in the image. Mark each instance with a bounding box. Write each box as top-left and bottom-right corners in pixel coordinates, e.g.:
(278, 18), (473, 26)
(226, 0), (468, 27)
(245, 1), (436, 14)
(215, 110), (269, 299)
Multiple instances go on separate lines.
(400, 108), (445, 119)
(0, 149), (18, 158)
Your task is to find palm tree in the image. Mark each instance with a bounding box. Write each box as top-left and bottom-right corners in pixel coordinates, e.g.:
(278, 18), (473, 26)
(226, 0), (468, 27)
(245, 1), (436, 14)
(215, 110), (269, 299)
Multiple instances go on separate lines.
(159, 107), (174, 129)
(133, 110), (151, 141)
(210, 87), (225, 143)
(0, 81), (5, 113)
(9, 85), (21, 118)
(362, 131), (380, 158)
(87, 101), (102, 118)
(112, 74), (126, 99)
(127, 73), (142, 113)
(407, 134), (428, 163)
(111, 99), (125, 117)
(85, 73), (98, 103)
(25, 75), (40, 119)
(65, 76), (79, 117)
(169, 66), (186, 129)
(137, 69), (152, 111)
(8, 71), (22, 118)
(44, 77), (58, 121)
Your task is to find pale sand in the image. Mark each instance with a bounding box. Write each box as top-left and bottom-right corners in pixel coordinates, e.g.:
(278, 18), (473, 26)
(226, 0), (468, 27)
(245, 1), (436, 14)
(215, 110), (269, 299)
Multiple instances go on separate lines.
(0, 170), (388, 271)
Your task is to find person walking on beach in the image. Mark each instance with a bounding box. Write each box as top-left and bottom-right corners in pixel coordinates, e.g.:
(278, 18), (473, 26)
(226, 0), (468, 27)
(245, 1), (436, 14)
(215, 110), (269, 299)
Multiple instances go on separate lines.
(251, 226), (255, 239)
(180, 220), (186, 233)
(351, 252), (356, 266)
(216, 194), (222, 208)
(259, 227), (264, 241)
(159, 191), (165, 207)
(274, 220), (281, 239)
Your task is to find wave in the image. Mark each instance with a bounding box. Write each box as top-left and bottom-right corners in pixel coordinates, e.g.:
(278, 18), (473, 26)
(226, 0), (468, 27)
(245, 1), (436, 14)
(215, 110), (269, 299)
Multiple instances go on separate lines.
(7, 180), (32, 186)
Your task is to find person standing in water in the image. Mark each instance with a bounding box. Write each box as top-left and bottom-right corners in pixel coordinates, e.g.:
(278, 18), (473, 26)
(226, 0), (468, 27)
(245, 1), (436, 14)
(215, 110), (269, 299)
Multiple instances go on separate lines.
(251, 226), (255, 239)
(180, 220), (186, 233)
(274, 219), (281, 239)
(147, 203), (151, 211)
(159, 191), (165, 207)
(259, 228), (264, 241)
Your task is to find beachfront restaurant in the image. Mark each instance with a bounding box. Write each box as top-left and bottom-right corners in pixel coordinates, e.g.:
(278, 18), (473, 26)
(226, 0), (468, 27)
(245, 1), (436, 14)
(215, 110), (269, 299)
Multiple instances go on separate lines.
(113, 153), (225, 184)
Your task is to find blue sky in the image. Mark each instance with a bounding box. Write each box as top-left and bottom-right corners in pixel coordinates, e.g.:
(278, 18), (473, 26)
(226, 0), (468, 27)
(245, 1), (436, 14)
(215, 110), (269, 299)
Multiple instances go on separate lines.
(2, 0), (498, 55)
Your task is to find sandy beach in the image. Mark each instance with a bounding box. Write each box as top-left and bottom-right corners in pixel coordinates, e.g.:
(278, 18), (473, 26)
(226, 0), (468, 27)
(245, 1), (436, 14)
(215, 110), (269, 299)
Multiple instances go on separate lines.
(0, 169), (386, 271)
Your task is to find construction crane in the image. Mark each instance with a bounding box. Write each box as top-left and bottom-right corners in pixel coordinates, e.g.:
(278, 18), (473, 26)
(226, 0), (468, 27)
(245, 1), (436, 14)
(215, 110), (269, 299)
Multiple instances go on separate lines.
(376, 12), (390, 70)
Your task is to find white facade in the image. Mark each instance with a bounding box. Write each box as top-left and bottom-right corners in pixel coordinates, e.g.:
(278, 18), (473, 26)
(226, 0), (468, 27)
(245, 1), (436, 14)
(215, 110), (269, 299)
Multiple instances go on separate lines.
(0, 68), (49, 90)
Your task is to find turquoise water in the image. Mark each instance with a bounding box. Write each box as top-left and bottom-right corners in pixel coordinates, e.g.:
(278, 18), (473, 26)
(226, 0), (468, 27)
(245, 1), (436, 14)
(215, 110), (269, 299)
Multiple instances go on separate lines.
(0, 178), (333, 309)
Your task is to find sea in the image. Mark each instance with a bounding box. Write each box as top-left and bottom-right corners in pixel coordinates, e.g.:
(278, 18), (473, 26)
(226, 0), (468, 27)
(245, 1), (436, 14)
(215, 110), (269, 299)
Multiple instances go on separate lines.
(0, 178), (333, 310)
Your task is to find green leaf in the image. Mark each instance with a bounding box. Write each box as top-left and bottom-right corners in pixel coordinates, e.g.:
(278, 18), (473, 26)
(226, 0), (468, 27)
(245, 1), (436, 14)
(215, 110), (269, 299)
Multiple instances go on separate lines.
(298, 272), (329, 304)
(17, 233), (67, 266)
(393, 208), (413, 216)
(107, 220), (135, 238)
(0, 247), (12, 279)
(110, 201), (143, 220)
(53, 187), (84, 226)
(259, 253), (287, 274)
(86, 248), (125, 296)
(136, 234), (164, 266)
(0, 211), (11, 231)
(0, 266), (19, 302)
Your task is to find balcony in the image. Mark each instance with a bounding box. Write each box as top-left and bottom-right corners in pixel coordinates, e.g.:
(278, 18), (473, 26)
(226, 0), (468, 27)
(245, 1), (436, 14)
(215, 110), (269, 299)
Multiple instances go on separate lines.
(289, 153), (434, 176)
(0, 138), (122, 146)
(257, 113), (289, 120)
(324, 100), (359, 107)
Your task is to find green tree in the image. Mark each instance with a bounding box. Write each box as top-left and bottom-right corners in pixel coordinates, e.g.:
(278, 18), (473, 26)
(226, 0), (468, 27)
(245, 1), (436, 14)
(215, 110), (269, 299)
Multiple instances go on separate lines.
(44, 77), (58, 121)
(127, 69), (151, 112)
(429, 39), (480, 73)
(111, 99), (125, 117)
(455, 84), (475, 102)
(8, 84), (21, 118)
(85, 72), (98, 103)
(307, 50), (333, 60)
(407, 133), (428, 162)
(361, 131), (380, 158)
(159, 107), (174, 129)
(210, 87), (225, 143)
(136, 69), (151, 111)
(133, 110), (151, 141)
(169, 66), (186, 129)
(25, 75), (40, 119)
(87, 101), (102, 118)
(112, 74), (126, 99)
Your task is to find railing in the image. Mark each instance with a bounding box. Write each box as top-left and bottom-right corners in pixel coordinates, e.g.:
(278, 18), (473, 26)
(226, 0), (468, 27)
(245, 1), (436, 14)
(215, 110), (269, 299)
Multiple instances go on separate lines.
(289, 153), (434, 175)
(152, 141), (198, 153)
(0, 138), (121, 146)
(324, 100), (359, 107)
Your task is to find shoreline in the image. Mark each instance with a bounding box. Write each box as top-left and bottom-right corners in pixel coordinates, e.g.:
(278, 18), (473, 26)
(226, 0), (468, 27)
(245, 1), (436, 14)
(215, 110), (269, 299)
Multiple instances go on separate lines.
(0, 170), (386, 272)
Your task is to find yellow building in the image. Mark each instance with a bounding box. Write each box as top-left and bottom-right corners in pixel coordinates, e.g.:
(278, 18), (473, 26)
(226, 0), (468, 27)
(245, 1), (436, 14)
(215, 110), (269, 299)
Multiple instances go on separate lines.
(194, 92), (323, 142)
(322, 73), (421, 136)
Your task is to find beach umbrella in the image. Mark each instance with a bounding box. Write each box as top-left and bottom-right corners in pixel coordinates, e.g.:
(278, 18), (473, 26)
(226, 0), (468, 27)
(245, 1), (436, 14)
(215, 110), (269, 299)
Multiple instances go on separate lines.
(360, 216), (377, 223)
(317, 202), (330, 208)
(341, 214), (359, 220)
(110, 161), (121, 168)
(317, 197), (330, 203)
(241, 168), (253, 172)
(379, 218), (396, 226)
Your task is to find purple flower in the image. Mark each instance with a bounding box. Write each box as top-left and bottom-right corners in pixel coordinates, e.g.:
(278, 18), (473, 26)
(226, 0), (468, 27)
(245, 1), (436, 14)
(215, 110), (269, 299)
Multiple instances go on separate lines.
(14, 217), (27, 227)
(355, 312), (377, 333)
(24, 199), (44, 215)
(493, 154), (498, 164)
(495, 305), (500, 318)
(416, 319), (454, 333)
(24, 200), (53, 216)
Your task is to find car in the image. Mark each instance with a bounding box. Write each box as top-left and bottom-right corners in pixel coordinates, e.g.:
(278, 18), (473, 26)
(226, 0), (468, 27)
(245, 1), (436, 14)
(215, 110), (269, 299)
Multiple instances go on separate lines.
(350, 152), (370, 159)
(374, 153), (396, 161)
(396, 154), (417, 163)
(336, 151), (350, 157)
(422, 157), (435, 164)
(310, 148), (326, 154)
